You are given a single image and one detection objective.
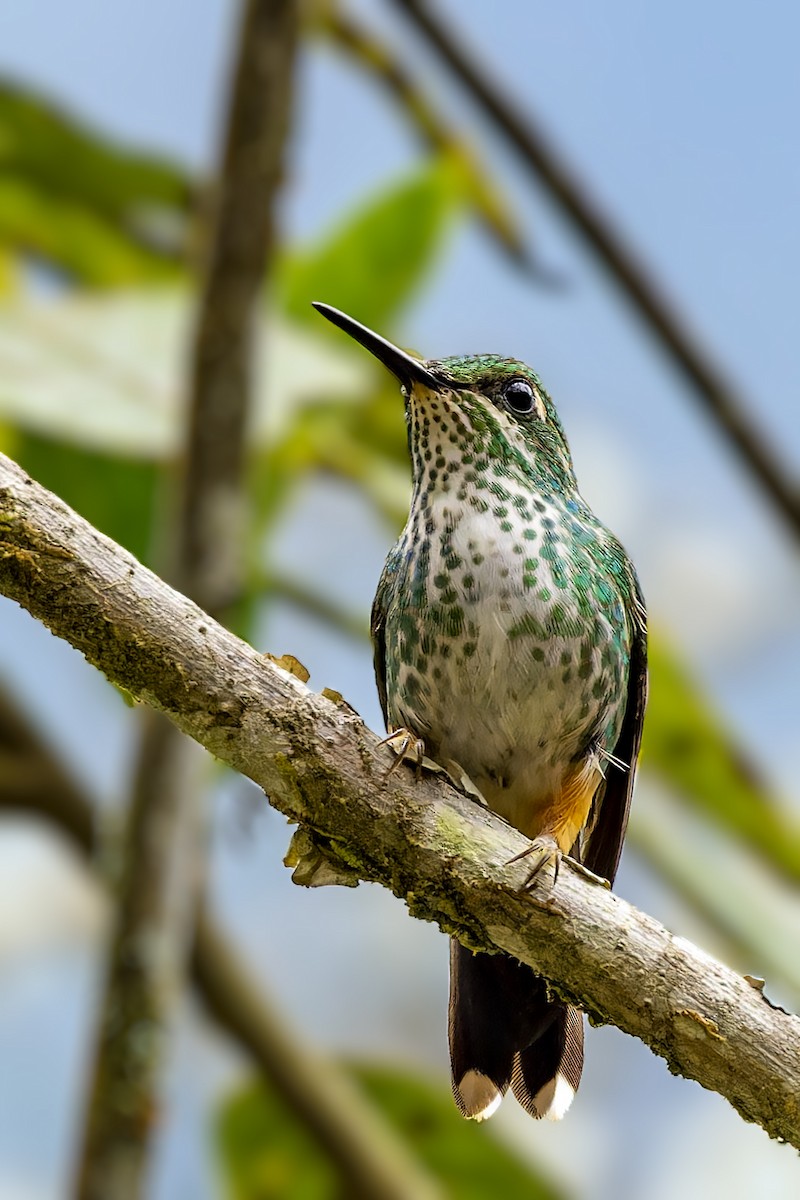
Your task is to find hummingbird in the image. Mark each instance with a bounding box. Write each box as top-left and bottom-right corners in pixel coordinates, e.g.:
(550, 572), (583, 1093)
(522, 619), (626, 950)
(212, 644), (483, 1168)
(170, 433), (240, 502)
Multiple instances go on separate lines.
(313, 302), (647, 1123)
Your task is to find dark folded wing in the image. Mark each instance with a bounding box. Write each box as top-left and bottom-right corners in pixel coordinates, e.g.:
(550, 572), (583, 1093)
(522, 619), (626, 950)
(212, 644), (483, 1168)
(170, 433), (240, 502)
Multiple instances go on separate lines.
(370, 569), (390, 728)
(583, 580), (648, 885)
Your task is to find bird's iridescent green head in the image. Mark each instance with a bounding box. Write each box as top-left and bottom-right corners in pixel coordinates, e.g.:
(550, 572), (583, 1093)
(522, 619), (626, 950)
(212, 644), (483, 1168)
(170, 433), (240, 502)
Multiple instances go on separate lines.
(312, 303), (576, 493)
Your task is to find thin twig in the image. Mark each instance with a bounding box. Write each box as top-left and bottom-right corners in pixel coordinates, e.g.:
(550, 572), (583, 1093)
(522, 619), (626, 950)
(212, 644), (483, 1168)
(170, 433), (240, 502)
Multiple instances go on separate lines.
(391, 0), (800, 538)
(73, 3), (300, 1197)
(310, 0), (531, 271)
(2, 451), (800, 1148)
(193, 913), (443, 1200)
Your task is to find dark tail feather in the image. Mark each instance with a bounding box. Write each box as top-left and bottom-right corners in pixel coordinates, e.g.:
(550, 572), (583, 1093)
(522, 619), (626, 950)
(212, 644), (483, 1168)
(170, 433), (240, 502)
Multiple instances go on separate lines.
(449, 940), (582, 1121)
(511, 1004), (584, 1120)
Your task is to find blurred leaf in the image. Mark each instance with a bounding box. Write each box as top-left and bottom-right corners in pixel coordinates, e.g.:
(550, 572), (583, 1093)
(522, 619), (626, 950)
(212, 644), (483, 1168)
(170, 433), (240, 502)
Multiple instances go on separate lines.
(16, 431), (160, 563)
(0, 80), (192, 232)
(218, 1080), (332, 1200)
(217, 1066), (565, 1200)
(631, 786), (800, 1001)
(641, 636), (800, 884)
(0, 178), (178, 285)
(0, 245), (17, 295)
(356, 1065), (564, 1199)
(253, 388), (409, 532)
(278, 158), (460, 331)
(0, 288), (370, 457)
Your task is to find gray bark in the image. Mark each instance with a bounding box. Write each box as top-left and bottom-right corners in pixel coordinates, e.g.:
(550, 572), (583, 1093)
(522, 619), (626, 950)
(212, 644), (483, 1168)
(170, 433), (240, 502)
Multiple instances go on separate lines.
(1, 449), (799, 1148)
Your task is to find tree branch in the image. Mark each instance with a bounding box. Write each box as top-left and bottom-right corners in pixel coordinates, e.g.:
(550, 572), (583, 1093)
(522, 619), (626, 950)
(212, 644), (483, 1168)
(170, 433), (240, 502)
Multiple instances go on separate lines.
(1, 449), (799, 1148)
(74, 713), (204, 1200)
(178, 0), (298, 610)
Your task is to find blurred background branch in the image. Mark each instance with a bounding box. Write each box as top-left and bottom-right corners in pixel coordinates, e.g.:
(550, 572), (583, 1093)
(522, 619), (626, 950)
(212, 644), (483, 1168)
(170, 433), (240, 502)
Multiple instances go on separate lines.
(392, 0), (800, 540)
(309, 0), (533, 274)
(0, 685), (444, 1200)
(73, 2), (300, 1197)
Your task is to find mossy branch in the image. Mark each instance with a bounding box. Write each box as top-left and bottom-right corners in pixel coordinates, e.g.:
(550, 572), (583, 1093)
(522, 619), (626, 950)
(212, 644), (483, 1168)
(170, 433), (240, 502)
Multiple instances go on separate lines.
(2, 449), (800, 1147)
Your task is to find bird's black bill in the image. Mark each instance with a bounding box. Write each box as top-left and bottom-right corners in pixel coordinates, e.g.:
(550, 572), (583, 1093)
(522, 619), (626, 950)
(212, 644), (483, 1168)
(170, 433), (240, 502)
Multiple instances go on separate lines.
(312, 302), (442, 391)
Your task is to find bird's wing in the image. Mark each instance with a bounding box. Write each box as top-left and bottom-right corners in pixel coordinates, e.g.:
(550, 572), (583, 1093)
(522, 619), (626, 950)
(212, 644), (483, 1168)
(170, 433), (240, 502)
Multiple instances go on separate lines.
(370, 566), (391, 729)
(582, 580), (648, 885)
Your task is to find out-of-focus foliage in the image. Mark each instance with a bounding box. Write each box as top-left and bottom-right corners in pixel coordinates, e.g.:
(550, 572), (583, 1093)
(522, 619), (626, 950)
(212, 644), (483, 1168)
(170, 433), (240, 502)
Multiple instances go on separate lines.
(0, 83), (191, 221)
(217, 1068), (565, 1200)
(0, 81), (191, 282)
(12, 430), (161, 564)
(278, 157), (459, 332)
(642, 638), (800, 883)
(0, 177), (179, 285)
(0, 290), (370, 457)
(311, 3), (529, 268)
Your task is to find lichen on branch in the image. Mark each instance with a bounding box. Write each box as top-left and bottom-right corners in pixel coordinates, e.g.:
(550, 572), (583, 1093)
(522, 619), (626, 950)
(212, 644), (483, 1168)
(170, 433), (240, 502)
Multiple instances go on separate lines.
(1, 449), (800, 1148)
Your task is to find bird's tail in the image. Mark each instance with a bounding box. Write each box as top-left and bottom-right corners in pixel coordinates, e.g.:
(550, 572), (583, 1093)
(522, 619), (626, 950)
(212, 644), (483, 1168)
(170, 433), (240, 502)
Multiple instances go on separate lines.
(448, 939), (583, 1121)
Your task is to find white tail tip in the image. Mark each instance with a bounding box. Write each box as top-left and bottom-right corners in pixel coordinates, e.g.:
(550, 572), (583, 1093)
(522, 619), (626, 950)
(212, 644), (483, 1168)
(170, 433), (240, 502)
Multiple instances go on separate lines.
(534, 1072), (576, 1121)
(458, 1070), (504, 1121)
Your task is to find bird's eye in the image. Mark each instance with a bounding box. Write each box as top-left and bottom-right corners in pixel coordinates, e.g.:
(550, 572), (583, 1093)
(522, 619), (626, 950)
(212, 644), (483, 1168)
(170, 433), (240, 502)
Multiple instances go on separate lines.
(503, 378), (537, 416)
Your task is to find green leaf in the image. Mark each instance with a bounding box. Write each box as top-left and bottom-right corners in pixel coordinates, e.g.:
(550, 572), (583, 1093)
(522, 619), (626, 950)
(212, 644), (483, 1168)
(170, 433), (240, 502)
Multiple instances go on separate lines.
(0, 81), (192, 229)
(278, 158), (460, 330)
(15, 431), (160, 563)
(641, 636), (800, 884)
(216, 1066), (566, 1200)
(0, 178), (178, 285)
(631, 787), (800, 1002)
(0, 288), (370, 457)
(356, 1065), (565, 1200)
(313, 11), (529, 268)
(217, 1081), (333, 1200)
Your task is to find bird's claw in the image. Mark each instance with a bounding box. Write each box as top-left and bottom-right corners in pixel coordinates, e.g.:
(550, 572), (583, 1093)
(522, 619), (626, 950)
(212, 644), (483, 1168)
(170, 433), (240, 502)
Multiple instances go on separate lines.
(379, 726), (426, 778)
(377, 735), (489, 808)
(507, 835), (562, 891)
(564, 857), (611, 889)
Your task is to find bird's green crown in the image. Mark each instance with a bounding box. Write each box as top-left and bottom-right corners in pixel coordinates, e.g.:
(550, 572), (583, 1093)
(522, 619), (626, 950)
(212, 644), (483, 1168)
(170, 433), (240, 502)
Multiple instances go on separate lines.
(413, 354), (577, 495)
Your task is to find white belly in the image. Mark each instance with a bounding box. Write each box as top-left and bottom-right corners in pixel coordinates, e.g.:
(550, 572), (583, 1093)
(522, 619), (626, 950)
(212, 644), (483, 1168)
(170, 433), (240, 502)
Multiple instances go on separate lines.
(385, 499), (627, 827)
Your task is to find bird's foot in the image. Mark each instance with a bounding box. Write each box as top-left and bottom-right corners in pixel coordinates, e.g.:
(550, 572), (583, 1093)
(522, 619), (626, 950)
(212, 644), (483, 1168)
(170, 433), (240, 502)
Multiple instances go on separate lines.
(379, 726), (426, 778)
(507, 834), (562, 891)
(377, 735), (489, 807)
